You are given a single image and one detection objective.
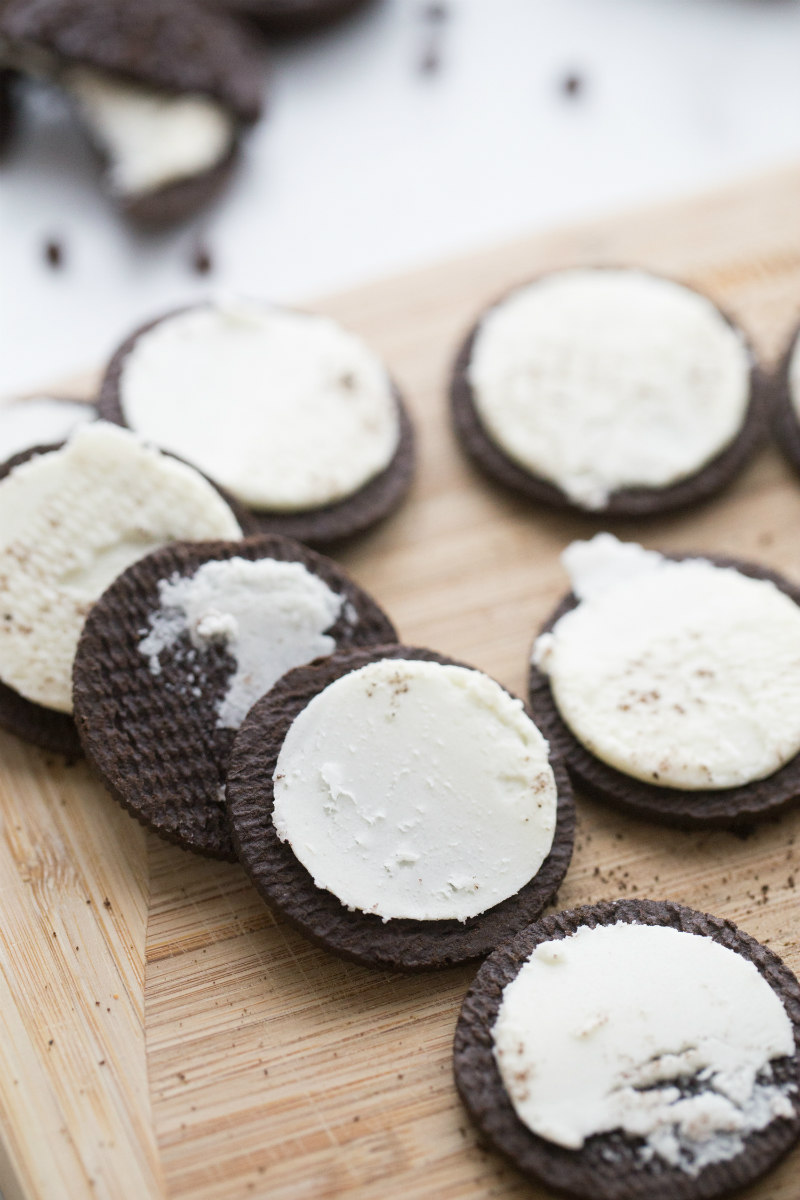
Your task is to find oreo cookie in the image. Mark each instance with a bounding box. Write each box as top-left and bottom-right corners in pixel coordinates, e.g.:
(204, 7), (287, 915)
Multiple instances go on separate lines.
(529, 536), (800, 828)
(0, 70), (16, 157)
(98, 301), (415, 545)
(203, 0), (375, 34)
(0, 0), (264, 226)
(0, 424), (246, 756)
(72, 536), (397, 860)
(450, 268), (766, 517)
(454, 899), (800, 1200)
(772, 323), (800, 478)
(226, 645), (574, 971)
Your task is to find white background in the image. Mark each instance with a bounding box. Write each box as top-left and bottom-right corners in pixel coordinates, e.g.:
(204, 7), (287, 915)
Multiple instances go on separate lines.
(1, 0), (800, 394)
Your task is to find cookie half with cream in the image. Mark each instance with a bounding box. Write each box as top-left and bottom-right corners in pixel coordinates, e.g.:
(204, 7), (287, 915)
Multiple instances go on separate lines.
(227, 645), (574, 970)
(771, 324), (800, 480)
(451, 268), (764, 516)
(529, 533), (800, 827)
(0, 422), (244, 755)
(72, 535), (396, 859)
(98, 300), (415, 544)
(0, 0), (263, 226)
(454, 898), (800, 1200)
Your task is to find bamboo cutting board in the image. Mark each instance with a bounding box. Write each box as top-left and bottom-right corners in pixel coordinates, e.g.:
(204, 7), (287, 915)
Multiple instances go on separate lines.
(2, 164), (800, 1200)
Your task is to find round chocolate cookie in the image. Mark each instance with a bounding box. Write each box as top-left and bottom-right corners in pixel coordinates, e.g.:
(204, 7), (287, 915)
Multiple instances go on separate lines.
(98, 303), (415, 545)
(227, 645), (575, 971)
(529, 552), (800, 828)
(203, 0), (375, 34)
(0, 0), (264, 226)
(73, 536), (397, 860)
(451, 268), (767, 518)
(0, 70), (17, 158)
(772, 323), (800, 479)
(454, 898), (800, 1200)
(0, 431), (250, 758)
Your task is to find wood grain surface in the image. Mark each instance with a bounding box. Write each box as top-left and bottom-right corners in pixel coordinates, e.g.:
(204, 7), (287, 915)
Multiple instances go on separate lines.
(2, 163), (800, 1200)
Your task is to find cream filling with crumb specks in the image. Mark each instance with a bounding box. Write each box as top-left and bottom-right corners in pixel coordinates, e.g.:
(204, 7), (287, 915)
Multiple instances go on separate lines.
(533, 534), (800, 789)
(272, 658), (557, 922)
(0, 422), (241, 712)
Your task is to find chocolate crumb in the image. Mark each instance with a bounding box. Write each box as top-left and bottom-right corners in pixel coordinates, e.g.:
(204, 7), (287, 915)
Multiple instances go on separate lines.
(192, 243), (213, 276)
(419, 45), (441, 75)
(561, 72), (584, 98)
(44, 239), (64, 269)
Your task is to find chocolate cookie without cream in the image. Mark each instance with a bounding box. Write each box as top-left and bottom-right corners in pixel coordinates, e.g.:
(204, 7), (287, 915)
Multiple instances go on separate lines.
(73, 536), (396, 859)
(0, 0), (263, 225)
(529, 534), (800, 826)
(0, 422), (242, 754)
(451, 268), (765, 516)
(99, 300), (415, 543)
(454, 899), (800, 1200)
(227, 646), (574, 970)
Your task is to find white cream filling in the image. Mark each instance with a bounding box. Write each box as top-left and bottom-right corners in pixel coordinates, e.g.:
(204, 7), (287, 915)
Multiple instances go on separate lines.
(65, 67), (234, 196)
(493, 922), (796, 1175)
(139, 557), (343, 730)
(533, 535), (800, 790)
(468, 269), (751, 509)
(117, 301), (401, 512)
(0, 422), (241, 712)
(272, 658), (557, 922)
(0, 397), (94, 463)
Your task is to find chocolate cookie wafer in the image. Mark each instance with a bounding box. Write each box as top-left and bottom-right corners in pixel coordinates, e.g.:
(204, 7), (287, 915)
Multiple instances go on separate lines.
(454, 899), (800, 1200)
(98, 300), (415, 544)
(451, 267), (766, 517)
(529, 534), (800, 828)
(227, 645), (574, 970)
(73, 536), (396, 859)
(0, 0), (264, 226)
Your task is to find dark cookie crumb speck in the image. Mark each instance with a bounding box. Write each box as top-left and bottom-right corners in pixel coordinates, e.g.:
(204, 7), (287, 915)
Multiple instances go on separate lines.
(561, 72), (584, 98)
(192, 243), (213, 275)
(44, 239), (64, 269)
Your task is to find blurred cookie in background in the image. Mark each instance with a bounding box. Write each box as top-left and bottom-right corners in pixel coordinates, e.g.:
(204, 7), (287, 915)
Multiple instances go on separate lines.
(0, 0), (265, 225)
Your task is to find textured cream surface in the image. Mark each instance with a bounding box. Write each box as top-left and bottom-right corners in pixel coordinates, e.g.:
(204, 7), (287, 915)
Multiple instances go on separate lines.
(468, 269), (751, 509)
(272, 658), (557, 922)
(118, 302), (401, 511)
(533, 535), (800, 789)
(493, 922), (795, 1173)
(139, 557), (344, 730)
(67, 68), (234, 196)
(0, 423), (241, 712)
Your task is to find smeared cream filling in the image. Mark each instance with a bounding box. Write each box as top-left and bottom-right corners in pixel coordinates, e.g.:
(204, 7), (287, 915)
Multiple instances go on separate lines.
(139, 556), (343, 729)
(272, 658), (557, 922)
(493, 922), (796, 1175)
(533, 534), (800, 789)
(468, 269), (751, 509)
(66, 67), (235, 196)
(0, 422), (241, 712)
(117, 301), (401, 511)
